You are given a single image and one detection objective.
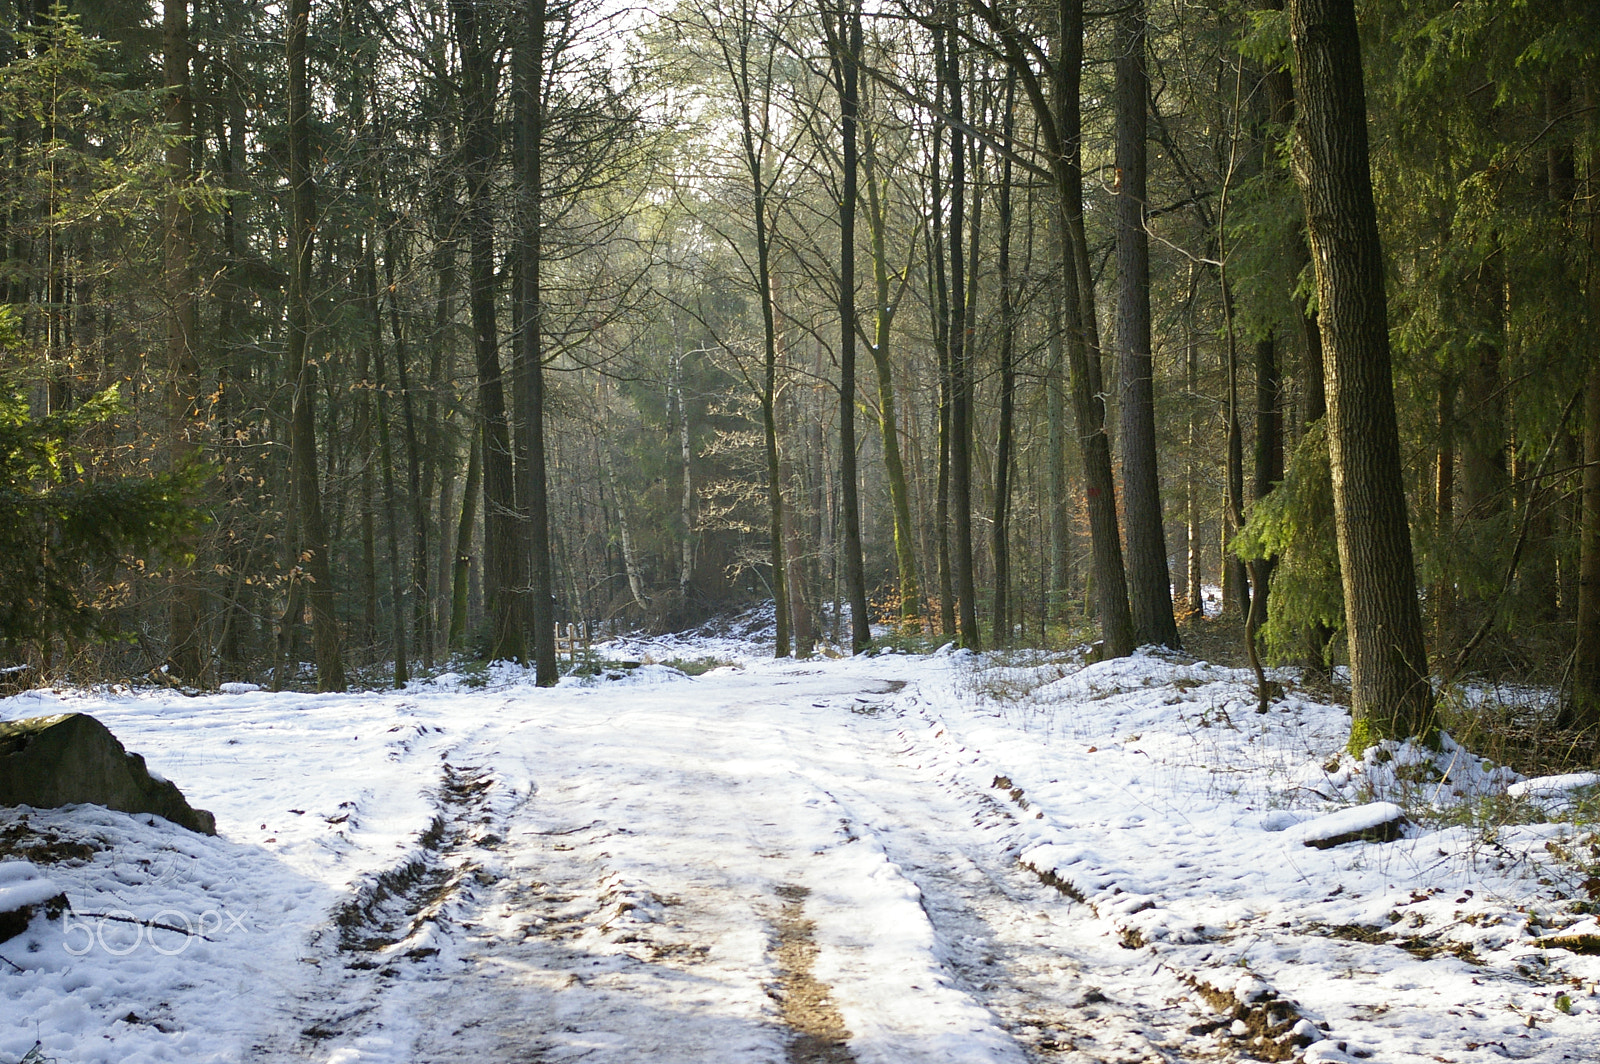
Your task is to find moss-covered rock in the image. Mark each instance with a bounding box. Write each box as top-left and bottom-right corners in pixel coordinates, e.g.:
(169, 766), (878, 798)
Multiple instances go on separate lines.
(0, 714), (215, 835)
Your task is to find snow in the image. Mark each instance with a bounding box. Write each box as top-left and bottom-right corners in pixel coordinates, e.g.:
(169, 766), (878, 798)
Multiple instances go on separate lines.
(0, 861), (60, 913)
(0, 627), (1596, 1064)
(1509, 772), (1600, 800)
(1282, 801), (1406, 847)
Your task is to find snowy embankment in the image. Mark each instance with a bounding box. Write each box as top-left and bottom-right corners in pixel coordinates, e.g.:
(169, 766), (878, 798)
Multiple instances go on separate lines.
(0, 630), (1596, 1064)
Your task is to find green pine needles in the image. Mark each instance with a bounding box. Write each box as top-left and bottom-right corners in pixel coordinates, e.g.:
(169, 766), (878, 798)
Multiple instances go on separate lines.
(1232, 421), (1343, 668)
(0, 347), (204, 654)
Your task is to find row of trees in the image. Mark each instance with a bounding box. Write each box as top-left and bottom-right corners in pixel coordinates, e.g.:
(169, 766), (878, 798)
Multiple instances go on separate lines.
(3, 0), (1597, 746)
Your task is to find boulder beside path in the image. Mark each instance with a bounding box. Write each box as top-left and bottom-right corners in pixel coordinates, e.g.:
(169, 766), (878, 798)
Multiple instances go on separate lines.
(0, 713), (216, 835)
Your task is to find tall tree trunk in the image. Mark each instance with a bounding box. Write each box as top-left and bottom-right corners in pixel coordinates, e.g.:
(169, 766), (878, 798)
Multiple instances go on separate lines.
(760, 248), (789, 656)
(1460, 253), (1508, 523)
(380, 234), (434, 673)
(945, 17), (979, 649)
(991, 73), (1017, 648)
(1252, 332), (1283, 616)
(1047, 214), (1073, 626)
(449, 431), (482, 650)
(862, 104), (919, 628)
(602, 439), (648, 614)
(833, 0), (871, 652)
(358, 351), (378, 660)
(164, 0), (205, 683)
(721, 5), (790, 656)
(1289, 0), (1433, 747)
(673, 351), (696, 596)
(287, 0), (344, 691)
(1114, 0), (1178, 650)
(1564, 87), (1600, 729)
(375, 344), (409, 686)
(452, 0), (525, 664)
(1054, 0), (1133, 655)
(930, 19), (955, 637)
(780, 395), (815, 656)
(1185, 267), (1203, 616)
(1222, 279), (1250, 620)
(1433, 373), (1456, 646)
(516, 0), (557, 683)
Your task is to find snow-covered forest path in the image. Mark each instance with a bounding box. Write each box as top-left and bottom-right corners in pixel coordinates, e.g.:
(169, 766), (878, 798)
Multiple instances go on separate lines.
(5, 633), (1599, 1064)
(252, 661), (1198, 1064)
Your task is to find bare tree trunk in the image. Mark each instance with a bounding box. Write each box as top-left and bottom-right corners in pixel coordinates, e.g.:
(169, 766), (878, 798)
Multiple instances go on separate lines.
(1185, 271), (1203, 616)
(1114, 0), (1178, 650)
(1433, 373), (1456, 646)
(1252, 332), (1283, 616)
(1289, 0), (1433, 746)
(380, 236), (433, 673)
(862, 101), (919, 628)
(1563, 89), (1600, 730)
(673, 351), (695, 596)
(944, 16), (979, 649)
(375, 344), (409, 687)
(515, 0), (557, 683)
(930, 19), (955, 638)
(1047, 215), (1073, 626)
(718, 4), (790, 656)
(164, 0), (205, 684)
(1222, 279), (1250, 621)
(449, 431), (481, 651)
(287, 0), (344, 691)
(780, 398), (815, 656)
(991, 73), (1017, 648)
(451, 0), (525, 664)
(1054, 0), (1133, 655)
(832, 0), (871, 652)
(601, 438), (648, 614)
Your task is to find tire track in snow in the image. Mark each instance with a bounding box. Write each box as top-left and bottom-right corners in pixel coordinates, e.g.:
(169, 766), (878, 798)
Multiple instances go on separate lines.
(773, 883), (857, 1064)
(798, 681), (1241, 1064)
(249, 754), (518, 1061)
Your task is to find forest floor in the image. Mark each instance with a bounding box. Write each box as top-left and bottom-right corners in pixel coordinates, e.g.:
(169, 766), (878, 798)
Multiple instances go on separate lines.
(2, 617), (1599, 1064)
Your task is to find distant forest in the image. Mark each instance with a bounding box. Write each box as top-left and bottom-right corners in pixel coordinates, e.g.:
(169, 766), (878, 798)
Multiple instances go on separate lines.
(0, 0), (1596, 742)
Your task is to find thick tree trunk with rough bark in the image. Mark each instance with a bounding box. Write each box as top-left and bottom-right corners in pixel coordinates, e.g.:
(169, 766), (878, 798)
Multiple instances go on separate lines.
(1055, 0), (1133, 656)
(1288, 0), (1433, 747)
(1114, 0), (1178, 650)
(452, 0), (525, 665)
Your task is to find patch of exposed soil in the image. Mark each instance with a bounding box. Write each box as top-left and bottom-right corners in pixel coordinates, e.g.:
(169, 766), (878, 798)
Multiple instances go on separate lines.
(772, 884), (855, 1064)
(0, 815), (103, 864)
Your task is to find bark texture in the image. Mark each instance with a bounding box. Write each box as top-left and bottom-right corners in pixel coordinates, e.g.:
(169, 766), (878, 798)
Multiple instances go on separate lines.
(452, 0), (525, 664)
(1114, 0), (1178, 650)
(1288, 0), (1433, 745)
